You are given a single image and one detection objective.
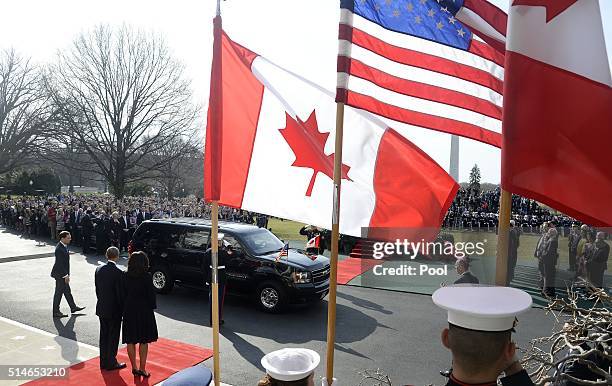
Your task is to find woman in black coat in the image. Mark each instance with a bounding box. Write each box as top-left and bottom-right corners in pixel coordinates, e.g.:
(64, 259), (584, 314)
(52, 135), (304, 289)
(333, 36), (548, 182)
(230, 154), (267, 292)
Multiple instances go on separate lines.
(122, 251), (158, 378)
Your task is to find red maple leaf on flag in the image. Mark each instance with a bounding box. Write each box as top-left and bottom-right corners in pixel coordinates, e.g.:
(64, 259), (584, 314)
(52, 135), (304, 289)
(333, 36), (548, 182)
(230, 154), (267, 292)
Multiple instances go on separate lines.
(279, 110), (351, 197)
(513, 0), (577, 22)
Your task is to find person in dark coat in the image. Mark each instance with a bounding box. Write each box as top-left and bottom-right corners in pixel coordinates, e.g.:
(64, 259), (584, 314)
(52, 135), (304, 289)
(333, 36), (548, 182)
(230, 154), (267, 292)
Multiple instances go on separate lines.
(110, 212), (122, 248)
(119, 211), (130, 253)
(95, 247), (126, 371)
(541, 228), (559, 297)
(206, 238), (229, 327)
(587, 232), (610, 288)
(507, 221), (520, 285)
(453, 258), (479, 285)
(51, 231), (85, 317)
(81, 210), (93, 254)
(122, 251), (158, 378)
(95, 214), (109, 255)
(567, 225), (581, 272)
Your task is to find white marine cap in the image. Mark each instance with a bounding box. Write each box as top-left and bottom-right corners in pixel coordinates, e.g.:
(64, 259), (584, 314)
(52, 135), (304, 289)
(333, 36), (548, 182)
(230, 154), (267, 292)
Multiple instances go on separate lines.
(432, 286), (532, 332)
(261, 348), (320, 382)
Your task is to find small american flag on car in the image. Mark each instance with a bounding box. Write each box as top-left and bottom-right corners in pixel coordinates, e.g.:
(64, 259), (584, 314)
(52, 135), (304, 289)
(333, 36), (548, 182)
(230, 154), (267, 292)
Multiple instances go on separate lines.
(275, 243), (289, 262)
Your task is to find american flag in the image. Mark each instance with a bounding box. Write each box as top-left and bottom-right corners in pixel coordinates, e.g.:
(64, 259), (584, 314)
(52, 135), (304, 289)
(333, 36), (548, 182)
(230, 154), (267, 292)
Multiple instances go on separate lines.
(276, 243), (290, 262)
(337, 0), (507, 147)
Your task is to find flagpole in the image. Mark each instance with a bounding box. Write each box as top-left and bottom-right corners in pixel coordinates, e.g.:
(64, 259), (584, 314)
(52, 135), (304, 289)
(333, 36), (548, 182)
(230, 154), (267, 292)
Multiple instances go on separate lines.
(325, 101), (345, 383)
(211, 202), (221, 386)
(495, 189), (511, 286)
(210, 1), (222, 385)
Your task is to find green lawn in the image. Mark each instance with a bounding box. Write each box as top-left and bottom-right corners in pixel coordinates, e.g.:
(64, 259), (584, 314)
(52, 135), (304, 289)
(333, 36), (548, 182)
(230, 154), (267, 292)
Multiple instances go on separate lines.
(266, 220), (571, 266)
(446, 230), (570, 265)
(267, 218), (306, 242)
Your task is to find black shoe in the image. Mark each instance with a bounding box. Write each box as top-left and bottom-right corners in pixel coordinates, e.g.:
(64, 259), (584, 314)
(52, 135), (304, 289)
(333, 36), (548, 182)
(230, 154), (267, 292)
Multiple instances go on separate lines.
(105, 362), (127, 371)
(71, 306), (86, 313)
(53, 312), (68, 318)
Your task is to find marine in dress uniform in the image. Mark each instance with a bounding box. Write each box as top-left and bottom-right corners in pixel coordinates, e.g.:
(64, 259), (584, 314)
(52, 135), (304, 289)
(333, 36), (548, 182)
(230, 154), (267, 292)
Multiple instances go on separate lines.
(260, 348), (320, 385)
(432, 286), (535, 386)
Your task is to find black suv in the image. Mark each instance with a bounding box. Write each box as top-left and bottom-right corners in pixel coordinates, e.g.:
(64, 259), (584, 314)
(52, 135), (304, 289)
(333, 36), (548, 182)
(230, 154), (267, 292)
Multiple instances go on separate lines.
(130, 218), (330, 312)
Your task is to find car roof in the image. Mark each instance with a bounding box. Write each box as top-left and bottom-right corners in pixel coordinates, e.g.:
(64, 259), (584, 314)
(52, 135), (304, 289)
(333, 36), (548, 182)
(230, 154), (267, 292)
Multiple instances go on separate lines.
(142, 217), (260, 234)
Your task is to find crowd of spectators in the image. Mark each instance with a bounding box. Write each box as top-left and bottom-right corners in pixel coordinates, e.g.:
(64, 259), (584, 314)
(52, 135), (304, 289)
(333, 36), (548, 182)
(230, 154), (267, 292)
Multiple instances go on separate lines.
(0, 194), (268, 254)
(443, 187), (578, 234)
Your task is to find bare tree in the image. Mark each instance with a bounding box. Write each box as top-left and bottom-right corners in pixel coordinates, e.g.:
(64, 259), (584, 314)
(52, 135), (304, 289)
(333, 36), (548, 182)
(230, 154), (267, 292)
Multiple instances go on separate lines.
(0, 49), (53, 174)
(149, 132), (202, 199)
(45, 25), (198, 198)
(522, 284), (611, 385)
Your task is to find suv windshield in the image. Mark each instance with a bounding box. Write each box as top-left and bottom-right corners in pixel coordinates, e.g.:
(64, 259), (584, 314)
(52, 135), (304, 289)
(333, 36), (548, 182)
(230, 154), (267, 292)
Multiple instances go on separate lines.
(239, 228), (285, 255)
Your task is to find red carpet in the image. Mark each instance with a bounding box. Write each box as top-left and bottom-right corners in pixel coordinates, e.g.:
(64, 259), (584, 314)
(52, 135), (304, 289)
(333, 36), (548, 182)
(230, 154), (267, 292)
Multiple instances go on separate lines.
(337, 257), (381, 285)
(26, 338), (213, 386)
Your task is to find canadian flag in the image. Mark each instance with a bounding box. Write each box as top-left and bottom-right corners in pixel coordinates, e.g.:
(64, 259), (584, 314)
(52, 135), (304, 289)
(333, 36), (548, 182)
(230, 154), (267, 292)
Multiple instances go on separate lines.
(306, 235), (321, 250)
(204, 29), (459, 238)
(502, 1), (612, 226)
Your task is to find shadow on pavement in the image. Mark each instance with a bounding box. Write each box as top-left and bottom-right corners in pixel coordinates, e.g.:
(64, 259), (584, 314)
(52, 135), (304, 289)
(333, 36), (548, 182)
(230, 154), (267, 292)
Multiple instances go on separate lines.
(53, 314), (87, 369)
(154, 285), (388, 369)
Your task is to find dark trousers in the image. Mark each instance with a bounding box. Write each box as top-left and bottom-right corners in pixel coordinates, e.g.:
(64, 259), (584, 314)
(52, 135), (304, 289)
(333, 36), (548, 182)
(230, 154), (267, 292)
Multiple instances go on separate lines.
(543, 260), (557, 296)
(208, 282), (226, 326)
(82, 233), (91, 253)
(99, 317), (122, 369)
(120, 232), (130, 252)
(569, 250), (577, 271)
(53, 278), (77, 313)
(73, 227), (82, 246)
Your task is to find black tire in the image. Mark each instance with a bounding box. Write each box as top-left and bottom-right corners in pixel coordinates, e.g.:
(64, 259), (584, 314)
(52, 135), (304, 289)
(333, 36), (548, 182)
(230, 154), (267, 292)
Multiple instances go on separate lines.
(151, 265), (174, 294)
(256, 281), (286, 313)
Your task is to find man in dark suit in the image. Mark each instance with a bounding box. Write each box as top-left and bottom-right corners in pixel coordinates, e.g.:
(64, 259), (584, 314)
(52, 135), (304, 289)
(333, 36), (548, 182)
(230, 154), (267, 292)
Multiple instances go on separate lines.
(119, 212), (130, 252)
(95, 246), (127, 371)
(136, 208), (145, 225)
(81, 210), (93, 254)
(587, 232), (610, 289)
(507, 220), (520, 285)
(453, 258), (479, 285)
(51, 231), (85, 318)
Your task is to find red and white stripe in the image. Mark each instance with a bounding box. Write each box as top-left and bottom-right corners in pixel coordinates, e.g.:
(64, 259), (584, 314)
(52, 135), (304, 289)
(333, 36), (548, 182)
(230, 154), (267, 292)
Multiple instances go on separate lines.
(337, 4), (507, 148)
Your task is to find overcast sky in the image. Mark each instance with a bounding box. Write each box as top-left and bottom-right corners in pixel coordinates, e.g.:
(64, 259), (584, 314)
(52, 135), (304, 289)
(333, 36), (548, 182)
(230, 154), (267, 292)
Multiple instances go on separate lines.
(1, 0), (610, 183)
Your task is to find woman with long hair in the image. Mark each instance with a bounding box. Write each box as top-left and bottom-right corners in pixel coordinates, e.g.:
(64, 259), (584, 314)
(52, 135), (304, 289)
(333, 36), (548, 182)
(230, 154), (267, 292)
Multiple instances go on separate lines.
(122, 251), (158, 378)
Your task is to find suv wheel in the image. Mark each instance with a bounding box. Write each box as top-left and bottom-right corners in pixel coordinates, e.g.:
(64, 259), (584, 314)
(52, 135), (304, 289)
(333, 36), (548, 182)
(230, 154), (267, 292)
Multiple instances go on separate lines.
(151, 266), (174, 294)
(256, 282), (286, 313)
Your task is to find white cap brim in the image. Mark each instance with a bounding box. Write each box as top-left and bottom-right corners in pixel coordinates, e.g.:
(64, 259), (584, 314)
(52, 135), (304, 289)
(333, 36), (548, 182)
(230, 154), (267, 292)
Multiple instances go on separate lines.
(433, 286), (532, 332)
(261, 348), (320, 382)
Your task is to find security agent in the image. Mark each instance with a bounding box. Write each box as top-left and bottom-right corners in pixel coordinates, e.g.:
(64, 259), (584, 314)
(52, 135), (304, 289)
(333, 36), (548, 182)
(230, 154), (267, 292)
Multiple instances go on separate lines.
(433, 286), (534, 386)
(206, 235), (229, 327)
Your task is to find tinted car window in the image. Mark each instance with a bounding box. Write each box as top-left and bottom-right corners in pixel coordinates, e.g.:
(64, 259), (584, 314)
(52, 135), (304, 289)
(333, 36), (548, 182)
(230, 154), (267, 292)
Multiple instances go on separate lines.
(239, 229), (284, 255)
(183, 228), (210, 250)
(222, 235), (244, 254)
(167, 227), (183, 248)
